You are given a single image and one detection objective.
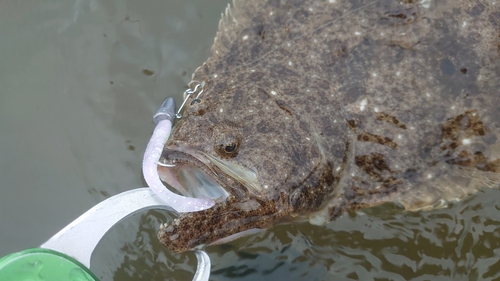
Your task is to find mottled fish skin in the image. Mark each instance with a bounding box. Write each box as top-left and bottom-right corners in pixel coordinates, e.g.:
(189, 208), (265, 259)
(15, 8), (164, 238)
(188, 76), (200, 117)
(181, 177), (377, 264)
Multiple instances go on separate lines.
(158, 0), (500, 253)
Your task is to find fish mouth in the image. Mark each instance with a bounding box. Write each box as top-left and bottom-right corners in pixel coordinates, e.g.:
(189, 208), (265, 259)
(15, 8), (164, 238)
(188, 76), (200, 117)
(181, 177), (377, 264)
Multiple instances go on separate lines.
(158, 146), (271, 251)
(158, 146), (260, 201)
(158, 146), (229, 200)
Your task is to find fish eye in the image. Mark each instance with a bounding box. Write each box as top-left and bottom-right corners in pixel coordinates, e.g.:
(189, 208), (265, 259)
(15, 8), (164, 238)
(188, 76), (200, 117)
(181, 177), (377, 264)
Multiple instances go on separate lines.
(224, 142), (236, 153)
(214, 131), (241, 158)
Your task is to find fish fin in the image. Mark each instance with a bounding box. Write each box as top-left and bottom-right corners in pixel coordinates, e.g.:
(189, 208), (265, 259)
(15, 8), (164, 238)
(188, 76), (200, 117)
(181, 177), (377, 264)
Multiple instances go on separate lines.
(397, 165), (500, 211)
(314, 163), (500, 225)
(207, 228), (262, 246)
(194, 0), (354, 81)
(191, 0), (265, 82)
(215, 0), (275, 47)
(211, 0), (262, 62)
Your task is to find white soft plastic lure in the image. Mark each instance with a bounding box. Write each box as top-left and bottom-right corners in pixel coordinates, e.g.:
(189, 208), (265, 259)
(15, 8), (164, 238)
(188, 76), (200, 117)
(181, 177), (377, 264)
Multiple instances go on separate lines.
(142, 97), (215, 212)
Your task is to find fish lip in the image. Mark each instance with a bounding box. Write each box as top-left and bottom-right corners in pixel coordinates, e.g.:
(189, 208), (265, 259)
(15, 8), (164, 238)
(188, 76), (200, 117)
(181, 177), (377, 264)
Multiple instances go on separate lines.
(159, 145), (241, 200)
(161, 145), (215, 175)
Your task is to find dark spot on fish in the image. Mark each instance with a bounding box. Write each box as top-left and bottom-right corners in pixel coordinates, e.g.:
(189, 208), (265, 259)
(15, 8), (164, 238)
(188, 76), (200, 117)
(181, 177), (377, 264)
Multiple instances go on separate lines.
(226, 54), (237, 66)
(299, 121), (309, 133)
(251, 44), (264, 59)
(343, 187), (357, 201)
(388, 13), (406, 19)
(293, 10), (309, 23)
(343, 176), (399, 209)
(256, 120), (274, 133)
(142, 69), (155, 76)
(275, 100), (294, 116)
(128, 145), (135, 151)
(402, 168), (418, 181)
(357, 132), (397, 149)
(324, 40), (348, 65)
(268, 0), (280, 7)
(441, 110), (486, 140)
(270, 65), (298, 78)
(328, 203), (346, 220)
(257, 88), (272, 99)
(355, 153), (391, 181)
(460, 67), (467, 74)
(465, 83), (479, 97)
(254, 24), (266, 40)
(263, 162), (277, 177)
(288, 0), (306, 8)
(208, 114), (218, 125)
(290, 162), (335, 212)
(440, 59), (455, 75)
(431, 105), (446, 121)
(484, 132), (497, 145)
(323, 162), (335, 186)
(322, 124), (338, 137)
(445, 150), (500, 172)
(440, 111), (487, 154)
(197, 109), (206, 116)
(291, 149), (307, 166)
(347, 120), (357, 131)
(375, 112), (407, 129)
(249, 72), (265, 82)
(467, 2), (486, 16)
(291, 86), (306, 99)
(331, 143), (346, 159)
(344, 84), (364, 104)
(316, 79), (330, 90)
(213, 82), (227, 93)
(373, 156), (390, 172)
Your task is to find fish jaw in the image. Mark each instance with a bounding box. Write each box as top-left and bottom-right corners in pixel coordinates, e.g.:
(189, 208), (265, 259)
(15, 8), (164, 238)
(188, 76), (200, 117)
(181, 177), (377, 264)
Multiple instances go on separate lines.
(157, 195), (289, 253)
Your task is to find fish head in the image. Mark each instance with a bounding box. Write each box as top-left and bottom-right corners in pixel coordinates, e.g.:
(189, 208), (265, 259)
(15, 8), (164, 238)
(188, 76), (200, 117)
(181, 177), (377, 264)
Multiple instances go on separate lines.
(157, 81), (325, 252)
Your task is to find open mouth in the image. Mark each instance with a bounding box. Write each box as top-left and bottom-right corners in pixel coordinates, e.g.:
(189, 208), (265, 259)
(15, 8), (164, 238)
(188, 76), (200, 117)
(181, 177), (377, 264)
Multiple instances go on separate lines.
(176, 163), (229, 199)
(156, 146), (279, 252)
(158, 147), (230, 200)
(158, 145), (262, 202)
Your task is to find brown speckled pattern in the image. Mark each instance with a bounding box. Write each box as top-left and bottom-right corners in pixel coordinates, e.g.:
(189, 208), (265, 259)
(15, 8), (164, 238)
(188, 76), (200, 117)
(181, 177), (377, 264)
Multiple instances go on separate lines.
(158, 0), (500, 253)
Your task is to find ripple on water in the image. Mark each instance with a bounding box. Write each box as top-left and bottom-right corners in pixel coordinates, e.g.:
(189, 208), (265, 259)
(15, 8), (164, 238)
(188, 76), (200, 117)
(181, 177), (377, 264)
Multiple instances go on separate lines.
(209, 189), (500, 281)
(91, 189), (500, 281)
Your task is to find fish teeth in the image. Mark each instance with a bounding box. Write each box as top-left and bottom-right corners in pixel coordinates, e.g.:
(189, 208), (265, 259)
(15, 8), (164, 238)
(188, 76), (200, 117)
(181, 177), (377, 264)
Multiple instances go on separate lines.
(159, 223), (168, 230)
(165, 225), (175, 233)
(159, 222), (175, 233)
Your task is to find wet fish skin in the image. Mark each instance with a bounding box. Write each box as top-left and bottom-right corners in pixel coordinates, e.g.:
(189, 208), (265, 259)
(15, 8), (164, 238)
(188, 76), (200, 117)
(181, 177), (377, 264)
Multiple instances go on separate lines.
(158, 0), (500, 253)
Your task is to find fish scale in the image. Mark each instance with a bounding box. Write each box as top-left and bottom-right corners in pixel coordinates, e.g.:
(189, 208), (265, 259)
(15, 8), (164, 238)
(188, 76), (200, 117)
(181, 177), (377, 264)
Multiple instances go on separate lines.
(157, 0), (500, 253)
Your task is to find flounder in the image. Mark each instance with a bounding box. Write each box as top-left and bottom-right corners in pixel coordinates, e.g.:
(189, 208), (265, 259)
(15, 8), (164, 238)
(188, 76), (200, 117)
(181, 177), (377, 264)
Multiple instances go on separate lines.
(157, 0), (500, 253)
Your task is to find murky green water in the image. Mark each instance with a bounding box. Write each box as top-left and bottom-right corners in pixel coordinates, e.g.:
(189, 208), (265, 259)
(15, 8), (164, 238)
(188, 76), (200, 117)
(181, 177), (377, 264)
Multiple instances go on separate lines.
(1, 1), (499, 280)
